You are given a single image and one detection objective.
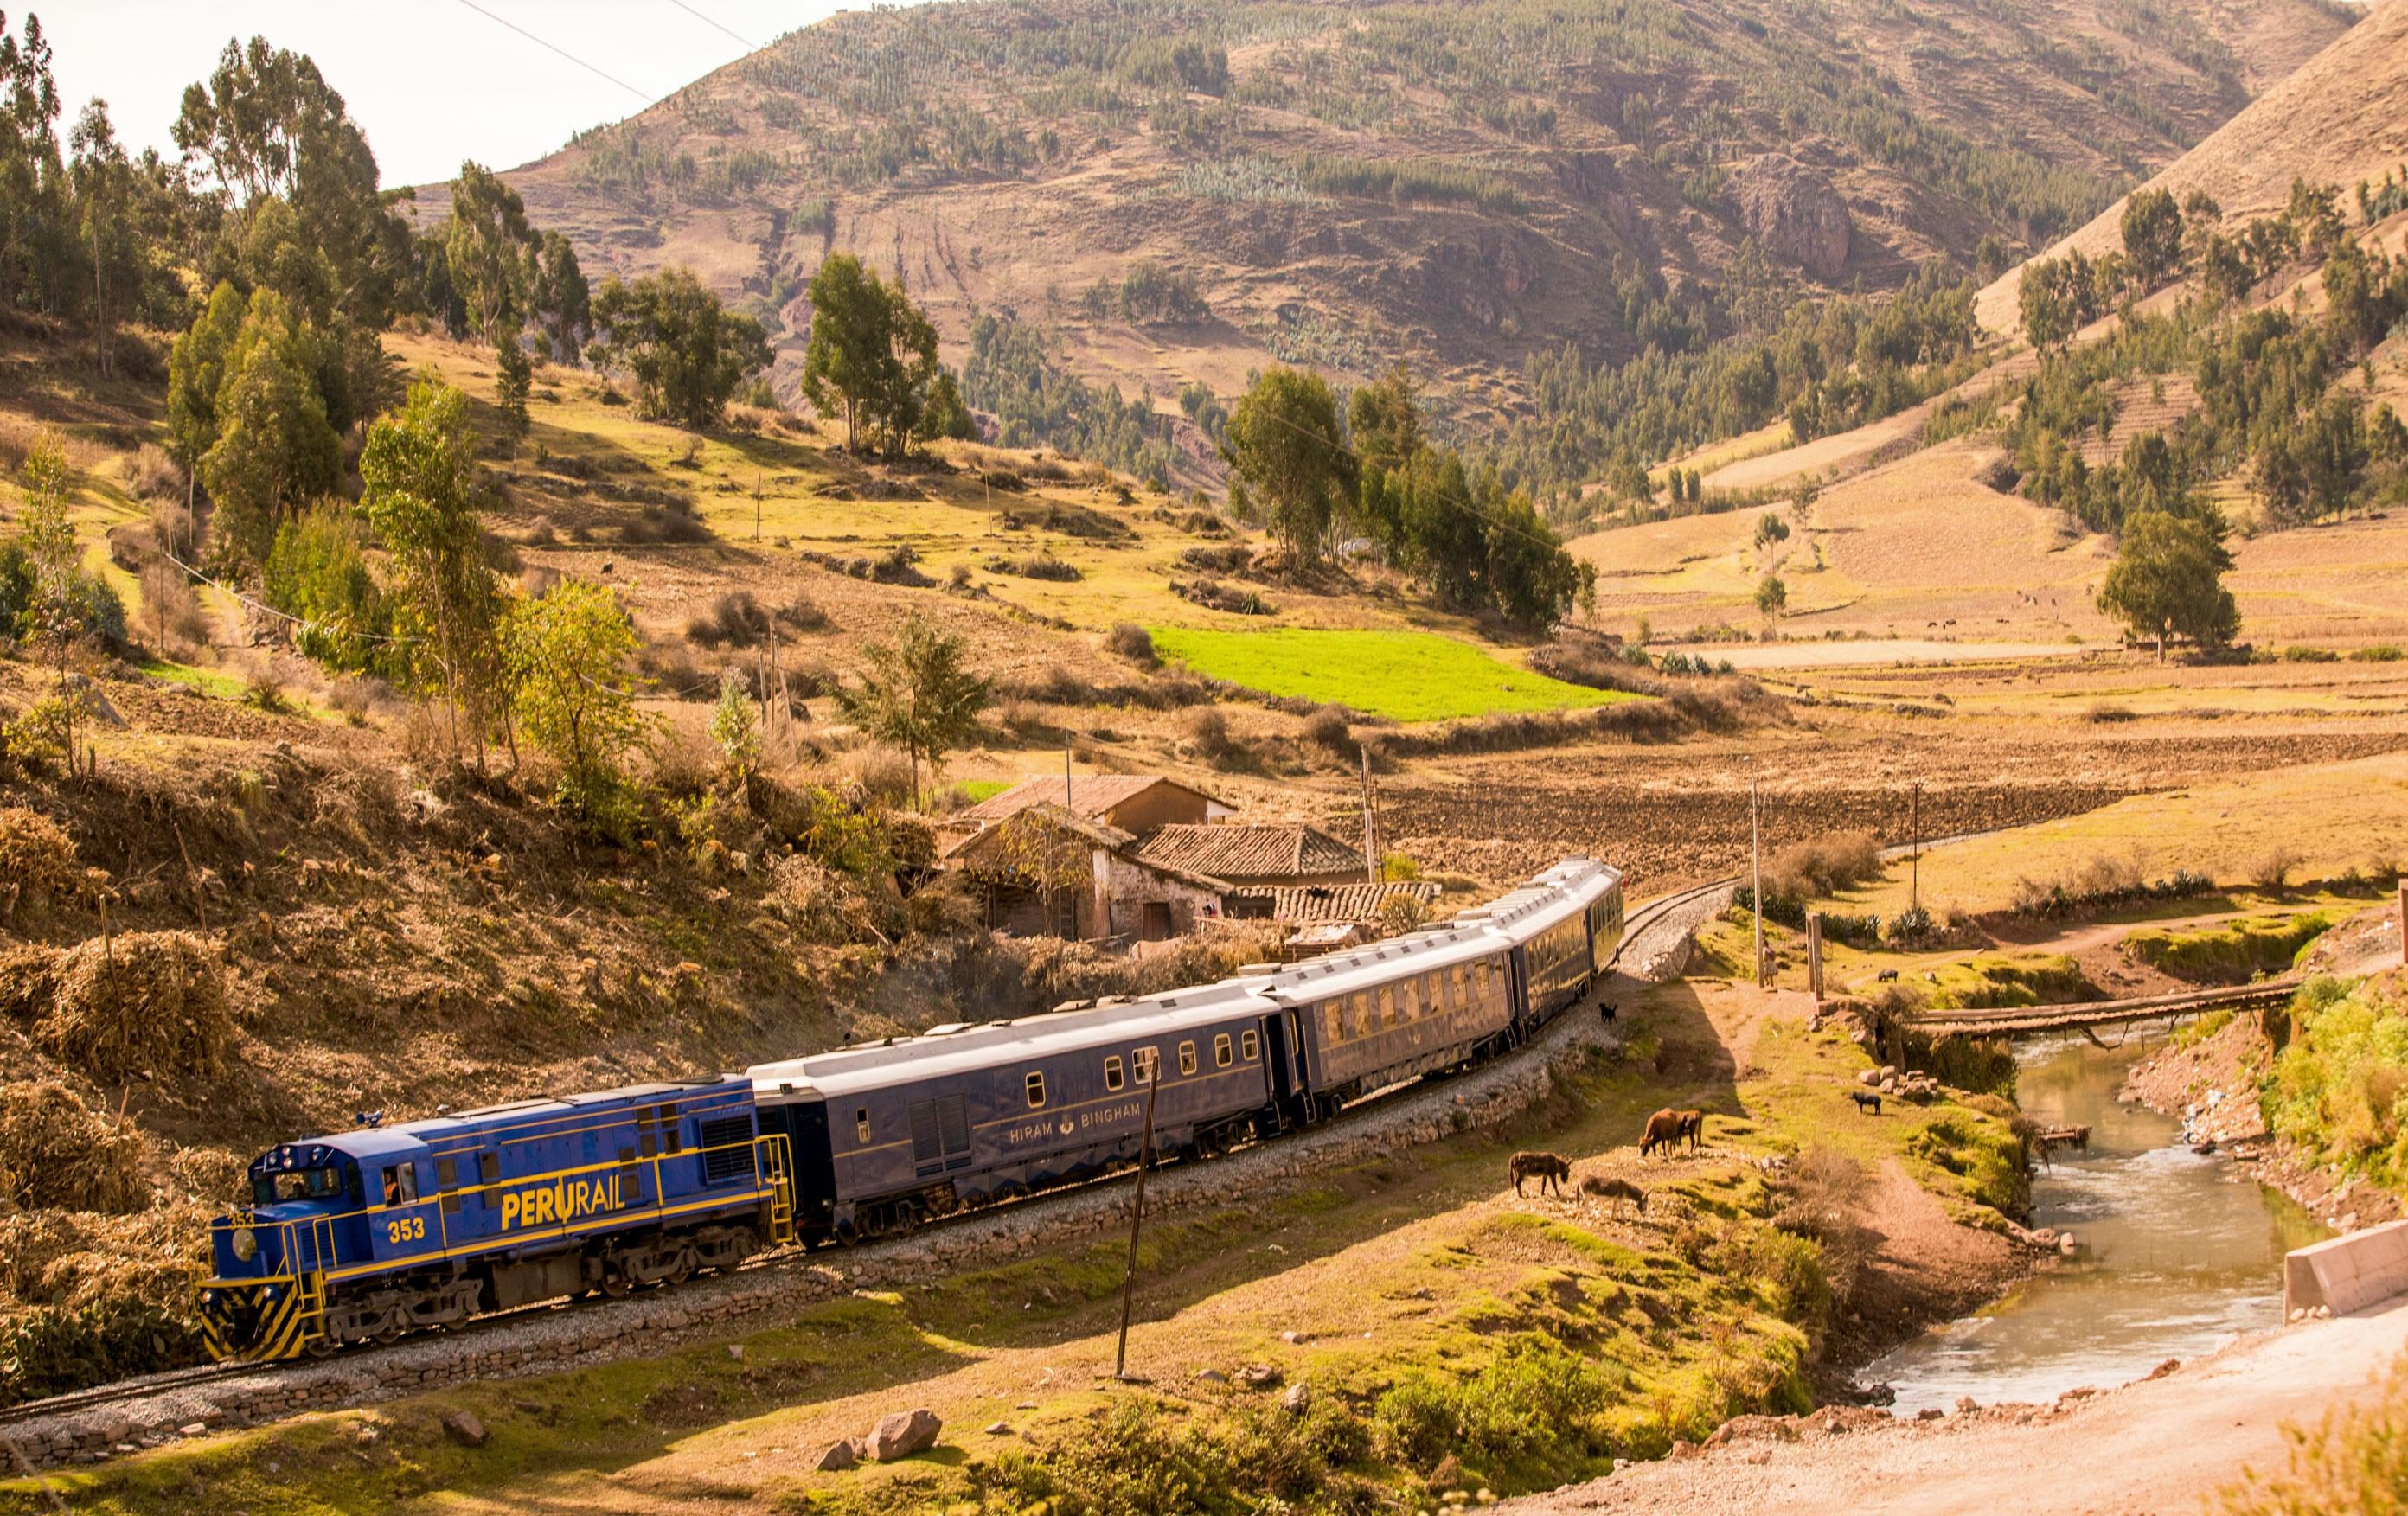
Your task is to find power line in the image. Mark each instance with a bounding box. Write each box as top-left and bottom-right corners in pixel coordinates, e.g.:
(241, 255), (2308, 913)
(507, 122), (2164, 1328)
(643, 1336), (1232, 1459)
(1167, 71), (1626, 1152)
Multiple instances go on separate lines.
(454, 0), (657, 106)
(663, 0), (756, 49)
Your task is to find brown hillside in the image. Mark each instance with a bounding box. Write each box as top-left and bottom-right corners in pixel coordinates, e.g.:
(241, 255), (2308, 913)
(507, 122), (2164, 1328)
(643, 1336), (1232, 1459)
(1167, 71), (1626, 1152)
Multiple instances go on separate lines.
(1976, 0), (2408, 332)
(435, 0), (2345, 431)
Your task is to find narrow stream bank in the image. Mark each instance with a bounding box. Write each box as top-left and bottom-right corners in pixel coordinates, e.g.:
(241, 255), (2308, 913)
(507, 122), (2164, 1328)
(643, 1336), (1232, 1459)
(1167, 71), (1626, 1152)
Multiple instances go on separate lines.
(1861, 1024), (2328, 1416)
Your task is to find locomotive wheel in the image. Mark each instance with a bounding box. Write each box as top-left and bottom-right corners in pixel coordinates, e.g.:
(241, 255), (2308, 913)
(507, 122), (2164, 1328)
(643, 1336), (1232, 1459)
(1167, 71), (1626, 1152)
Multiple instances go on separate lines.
(602, 1270), (631, 1299)
(892, 1204), (920, 1238)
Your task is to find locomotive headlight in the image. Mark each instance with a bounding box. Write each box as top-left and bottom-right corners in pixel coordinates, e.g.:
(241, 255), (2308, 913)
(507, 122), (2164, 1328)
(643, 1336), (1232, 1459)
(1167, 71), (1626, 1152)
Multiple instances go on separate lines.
(233, 1227), (258, 1262)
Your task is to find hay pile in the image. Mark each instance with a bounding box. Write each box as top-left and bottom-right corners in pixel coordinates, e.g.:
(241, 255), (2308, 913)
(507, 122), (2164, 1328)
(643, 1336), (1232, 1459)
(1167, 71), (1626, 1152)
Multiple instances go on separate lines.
(0, 1082), (151, 1213)
(0, 806), (77, 923)
(1, 931), (233, 1080)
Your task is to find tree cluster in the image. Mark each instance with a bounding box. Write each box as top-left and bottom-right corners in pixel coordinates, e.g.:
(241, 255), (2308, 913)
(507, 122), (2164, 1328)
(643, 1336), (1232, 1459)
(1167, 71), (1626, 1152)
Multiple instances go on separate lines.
(1221, 363), (1594, 631)
(797, 254), (962, 456)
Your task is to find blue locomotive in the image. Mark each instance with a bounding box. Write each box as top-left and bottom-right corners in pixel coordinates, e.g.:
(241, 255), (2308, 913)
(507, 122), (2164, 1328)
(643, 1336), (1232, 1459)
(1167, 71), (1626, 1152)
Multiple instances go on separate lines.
(199, 858), (1619, 1359)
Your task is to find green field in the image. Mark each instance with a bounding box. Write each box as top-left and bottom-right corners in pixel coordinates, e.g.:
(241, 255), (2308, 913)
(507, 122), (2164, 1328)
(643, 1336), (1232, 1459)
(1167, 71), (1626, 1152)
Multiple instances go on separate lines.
(1150, 626), (1636, 722)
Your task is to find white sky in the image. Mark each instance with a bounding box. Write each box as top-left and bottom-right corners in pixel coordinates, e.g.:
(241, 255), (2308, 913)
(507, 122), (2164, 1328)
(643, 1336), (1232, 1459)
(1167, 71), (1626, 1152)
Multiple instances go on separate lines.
(41, 0), (882, 194)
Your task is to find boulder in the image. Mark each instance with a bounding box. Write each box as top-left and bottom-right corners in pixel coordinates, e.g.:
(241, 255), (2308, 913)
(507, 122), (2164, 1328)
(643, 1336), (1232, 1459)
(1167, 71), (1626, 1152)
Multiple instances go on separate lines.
(1280, 1382), (1311, 1416)
(1731, 156), (1852, 279)
(866, 1408), (941, 1462)
(439, 1409), (487, 1448)
(1238, 1365), (1283, 1389)
(814, 1437), (863, 1472)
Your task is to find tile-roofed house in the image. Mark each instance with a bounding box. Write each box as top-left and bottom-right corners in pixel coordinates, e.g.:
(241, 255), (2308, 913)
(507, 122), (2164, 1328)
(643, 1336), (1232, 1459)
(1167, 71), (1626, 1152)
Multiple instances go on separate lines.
(955, 774), (1233, 833)
(1252, 880), (1443, 925)
(1130, 823), (1367, 888)
(945, 803), (1233, 941)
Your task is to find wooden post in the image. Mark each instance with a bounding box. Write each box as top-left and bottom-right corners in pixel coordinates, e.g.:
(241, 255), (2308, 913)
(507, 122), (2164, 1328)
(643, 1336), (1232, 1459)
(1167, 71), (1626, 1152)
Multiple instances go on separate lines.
(754, 470), (763, 541)
(1360, 745), (1379, 884)
(1807, 913), (1823, 999)
(1750, 769), (1766, 988)
(1910, 781), (1921, 919)
(1114, 1052), (1162, 1380)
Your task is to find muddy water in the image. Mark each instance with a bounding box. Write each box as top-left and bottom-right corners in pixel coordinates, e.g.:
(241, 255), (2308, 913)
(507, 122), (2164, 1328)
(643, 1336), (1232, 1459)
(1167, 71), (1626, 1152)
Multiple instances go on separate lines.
(1862, 1027), (2328, 1416)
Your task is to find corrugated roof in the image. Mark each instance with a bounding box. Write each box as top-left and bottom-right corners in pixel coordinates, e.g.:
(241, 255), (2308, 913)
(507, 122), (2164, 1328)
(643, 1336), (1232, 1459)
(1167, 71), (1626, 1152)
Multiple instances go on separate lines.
(957, 773), (1223, 824)
(1243, 880), (1443, 924)
(1132, 823), (1365, 881)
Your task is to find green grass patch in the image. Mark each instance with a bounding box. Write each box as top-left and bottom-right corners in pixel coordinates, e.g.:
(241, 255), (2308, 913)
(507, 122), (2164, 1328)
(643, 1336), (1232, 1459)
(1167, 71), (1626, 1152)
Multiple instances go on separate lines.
(1150, 626), (1636, 722)
(137, 660), (246, 700)
(2123, 912), (2334, 984)
(1924, 952), (2095, 1010)
(951, 779), (1011, 803)
(2265, 975), (2408, 1198)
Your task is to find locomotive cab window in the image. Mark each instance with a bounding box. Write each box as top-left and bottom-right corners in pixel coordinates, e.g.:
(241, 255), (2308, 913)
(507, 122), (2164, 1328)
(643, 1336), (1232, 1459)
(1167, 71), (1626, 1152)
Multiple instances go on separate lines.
(1105, 1056), (1124, 1091)
(1179, 1041), (1197, 1076)
(1214, 1033), (1233, 1068)
(381, 1164), (417, 1206)
(855, 1108), (872, 1143)
(1240, 1029), (1259, 1061)
(1025, 1071), (1047, 1108)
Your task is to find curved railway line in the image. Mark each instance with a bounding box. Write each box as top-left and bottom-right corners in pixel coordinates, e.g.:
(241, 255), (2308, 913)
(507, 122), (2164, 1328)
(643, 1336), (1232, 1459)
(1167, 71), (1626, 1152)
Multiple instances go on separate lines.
(2, 876), (1738, 1441)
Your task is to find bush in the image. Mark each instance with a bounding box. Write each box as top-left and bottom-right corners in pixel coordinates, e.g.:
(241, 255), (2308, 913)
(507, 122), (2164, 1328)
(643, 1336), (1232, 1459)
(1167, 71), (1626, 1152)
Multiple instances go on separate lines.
(0, 1082), (150, 1212)
(2125, 912), (2334, 983)
(0, 1297), (207, 1409)
(125, 445), (183, 502)
(1184, 706), (1243, 767)
(1372, 1334), (1619, 1472)
(2264, 976), (2408, 1193)
(0, 931), (233, 1082)
(0, 807), (78, 922)
(2008, 858), (2216, 919)
(1105, 622), (1156, 667)
(1765, 830), (1882, 899)
(1302, 704), (1351, 754)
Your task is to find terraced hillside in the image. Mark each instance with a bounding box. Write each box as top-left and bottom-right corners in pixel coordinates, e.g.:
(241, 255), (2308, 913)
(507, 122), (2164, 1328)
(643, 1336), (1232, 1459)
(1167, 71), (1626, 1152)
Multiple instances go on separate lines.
(457, 0), (2349, 445)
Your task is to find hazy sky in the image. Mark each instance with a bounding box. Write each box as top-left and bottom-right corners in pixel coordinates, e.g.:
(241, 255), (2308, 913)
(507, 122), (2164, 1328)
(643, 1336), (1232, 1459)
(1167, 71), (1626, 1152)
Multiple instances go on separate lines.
(40, 0), (878, 195)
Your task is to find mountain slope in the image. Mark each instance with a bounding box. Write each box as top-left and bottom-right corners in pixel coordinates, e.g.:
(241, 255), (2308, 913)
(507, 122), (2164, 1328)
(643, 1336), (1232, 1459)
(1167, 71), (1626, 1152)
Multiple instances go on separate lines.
(463, 0), (2347, 436)
(1975, 0), (2407, 333)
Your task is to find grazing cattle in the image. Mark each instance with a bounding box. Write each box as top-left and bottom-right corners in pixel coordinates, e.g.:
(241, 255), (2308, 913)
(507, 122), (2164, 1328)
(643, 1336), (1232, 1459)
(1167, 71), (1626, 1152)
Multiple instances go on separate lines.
(1579, 1175), (1649, 1214)
(1640, 1108), (1686, 1157)
(1875, 969), (1899, 983)
(1508, 1150), (1572, 1198)
(1850, 1090), (1883, 1116)
(1675, 1110), (1705, 1152)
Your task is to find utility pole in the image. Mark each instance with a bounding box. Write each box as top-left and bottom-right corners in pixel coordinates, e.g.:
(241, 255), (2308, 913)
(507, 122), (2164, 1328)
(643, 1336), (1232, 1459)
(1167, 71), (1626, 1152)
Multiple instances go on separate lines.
(1749, 758), (1766, 988)
(754, 470), (763, 541)
(1359, 745), (1380, 884)
(1114, 1052), (1162, 1380)
(1064, 729), (1077, 940)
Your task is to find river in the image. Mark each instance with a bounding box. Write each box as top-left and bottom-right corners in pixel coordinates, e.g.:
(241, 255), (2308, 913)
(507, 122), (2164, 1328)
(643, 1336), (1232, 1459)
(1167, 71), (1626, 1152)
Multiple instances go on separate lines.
(1861, 1025), (2328, 1416)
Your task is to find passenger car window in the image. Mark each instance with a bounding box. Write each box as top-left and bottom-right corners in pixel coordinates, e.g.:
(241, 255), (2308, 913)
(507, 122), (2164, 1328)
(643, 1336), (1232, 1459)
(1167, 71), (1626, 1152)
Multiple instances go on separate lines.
(1025, 1071), (1047, 1108)
(1179, 1041), (1197, 1076)
(1241, 1029), (1259, 1061)
(855, 1107), (872, 1143)
(1135, 1046), (1159, 1084)
(1215, 1033), (1233, 1068)
(1105, 1056), (1124, 1091)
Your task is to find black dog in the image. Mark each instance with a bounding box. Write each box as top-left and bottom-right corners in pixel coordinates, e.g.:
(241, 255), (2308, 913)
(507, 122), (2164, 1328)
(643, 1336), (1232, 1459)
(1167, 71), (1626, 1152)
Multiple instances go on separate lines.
(1850, 1090), (1883, 1116)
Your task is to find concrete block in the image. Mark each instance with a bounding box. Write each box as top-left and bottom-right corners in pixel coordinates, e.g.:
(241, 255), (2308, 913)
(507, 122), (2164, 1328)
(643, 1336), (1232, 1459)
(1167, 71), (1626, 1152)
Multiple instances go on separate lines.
(2286, 1219), (2408, 1317)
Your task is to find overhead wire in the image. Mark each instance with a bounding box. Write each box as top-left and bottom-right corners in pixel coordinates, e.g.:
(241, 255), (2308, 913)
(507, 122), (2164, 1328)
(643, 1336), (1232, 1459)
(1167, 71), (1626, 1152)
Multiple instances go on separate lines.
(453, 0), (658, 105)
(662, 0), (757, 49)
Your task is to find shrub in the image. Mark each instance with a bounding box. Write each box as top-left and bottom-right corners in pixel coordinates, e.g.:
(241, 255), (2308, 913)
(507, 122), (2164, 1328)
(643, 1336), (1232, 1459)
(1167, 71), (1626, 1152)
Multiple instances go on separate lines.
(1765, 830), (1881, 899)
(2264, 976), (2408, 1193)
(2007, 858), (2215, 919)
(1105, 622), (1156, 667)
(3, 931), (233, 1082)
(2349, 645), (2405, 662)
(0, 808), (78, 922)
(2253, 845), (2303, 891)
(124, 445), (183, 502)
(0, 1297), (207, 1409)
(1184, 707), (1242, 768)
(2125, 912), (2334, 983)
(0, 1082), (150, 1212)
(1302, 704), (1351, 754)
(687, 591), (772, 649)
(1372, 1334), (1619, 1472)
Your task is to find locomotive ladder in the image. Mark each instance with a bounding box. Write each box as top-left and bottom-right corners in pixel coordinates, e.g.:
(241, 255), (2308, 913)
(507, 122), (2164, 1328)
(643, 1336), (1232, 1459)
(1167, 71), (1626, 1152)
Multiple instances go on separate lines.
(294, 1213), (336, 1353)
(756, 1135), (797, 1244)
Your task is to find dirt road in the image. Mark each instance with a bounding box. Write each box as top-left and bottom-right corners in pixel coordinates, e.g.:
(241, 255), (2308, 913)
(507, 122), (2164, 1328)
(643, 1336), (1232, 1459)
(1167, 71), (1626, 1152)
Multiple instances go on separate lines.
(1501, 1296), (2408, 1516)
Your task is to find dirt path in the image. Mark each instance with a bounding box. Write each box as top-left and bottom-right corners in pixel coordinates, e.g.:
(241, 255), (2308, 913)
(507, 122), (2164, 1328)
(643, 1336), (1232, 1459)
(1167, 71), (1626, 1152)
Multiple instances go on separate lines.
(1501, 1296), (2408, 1516)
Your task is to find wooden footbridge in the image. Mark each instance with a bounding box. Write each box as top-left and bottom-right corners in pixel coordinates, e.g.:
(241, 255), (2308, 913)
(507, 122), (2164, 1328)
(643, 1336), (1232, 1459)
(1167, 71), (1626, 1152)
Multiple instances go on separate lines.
(1899, 976), (2300, 1036)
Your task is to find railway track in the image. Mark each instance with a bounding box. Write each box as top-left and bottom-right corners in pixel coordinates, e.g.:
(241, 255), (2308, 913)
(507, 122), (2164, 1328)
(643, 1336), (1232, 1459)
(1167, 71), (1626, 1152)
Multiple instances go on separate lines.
(1, 878), (1738, 1438)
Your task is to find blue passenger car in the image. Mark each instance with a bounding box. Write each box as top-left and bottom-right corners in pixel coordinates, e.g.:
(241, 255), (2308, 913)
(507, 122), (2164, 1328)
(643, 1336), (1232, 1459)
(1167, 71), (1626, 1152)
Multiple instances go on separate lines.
(751, 982), (1284, 1243)
(199, 1078), (792, 1361)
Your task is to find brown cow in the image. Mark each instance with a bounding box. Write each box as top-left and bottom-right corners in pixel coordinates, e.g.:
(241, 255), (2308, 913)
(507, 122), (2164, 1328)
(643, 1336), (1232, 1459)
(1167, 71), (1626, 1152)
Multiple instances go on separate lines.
(1579, 1174), (1649, 1214)
(1640, 1108), (1685, 1157)
(1676, 1110), (1705, 1152)
(1509, 1150), (1572, 1198)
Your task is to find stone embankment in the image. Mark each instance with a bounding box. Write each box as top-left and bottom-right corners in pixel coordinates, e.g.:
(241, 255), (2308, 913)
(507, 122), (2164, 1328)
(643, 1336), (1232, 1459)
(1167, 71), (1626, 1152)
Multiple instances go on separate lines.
(3, 894), (1721, 1469)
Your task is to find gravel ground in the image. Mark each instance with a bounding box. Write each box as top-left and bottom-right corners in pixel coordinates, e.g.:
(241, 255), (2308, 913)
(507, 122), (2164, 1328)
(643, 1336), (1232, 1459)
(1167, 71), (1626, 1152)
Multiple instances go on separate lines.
(1495, 1295), (2408, 1516)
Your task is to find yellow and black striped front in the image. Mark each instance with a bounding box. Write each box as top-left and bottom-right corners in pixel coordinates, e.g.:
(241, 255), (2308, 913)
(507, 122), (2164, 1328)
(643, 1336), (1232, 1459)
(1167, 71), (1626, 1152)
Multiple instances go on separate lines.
(196, 1277), (323, 1363)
